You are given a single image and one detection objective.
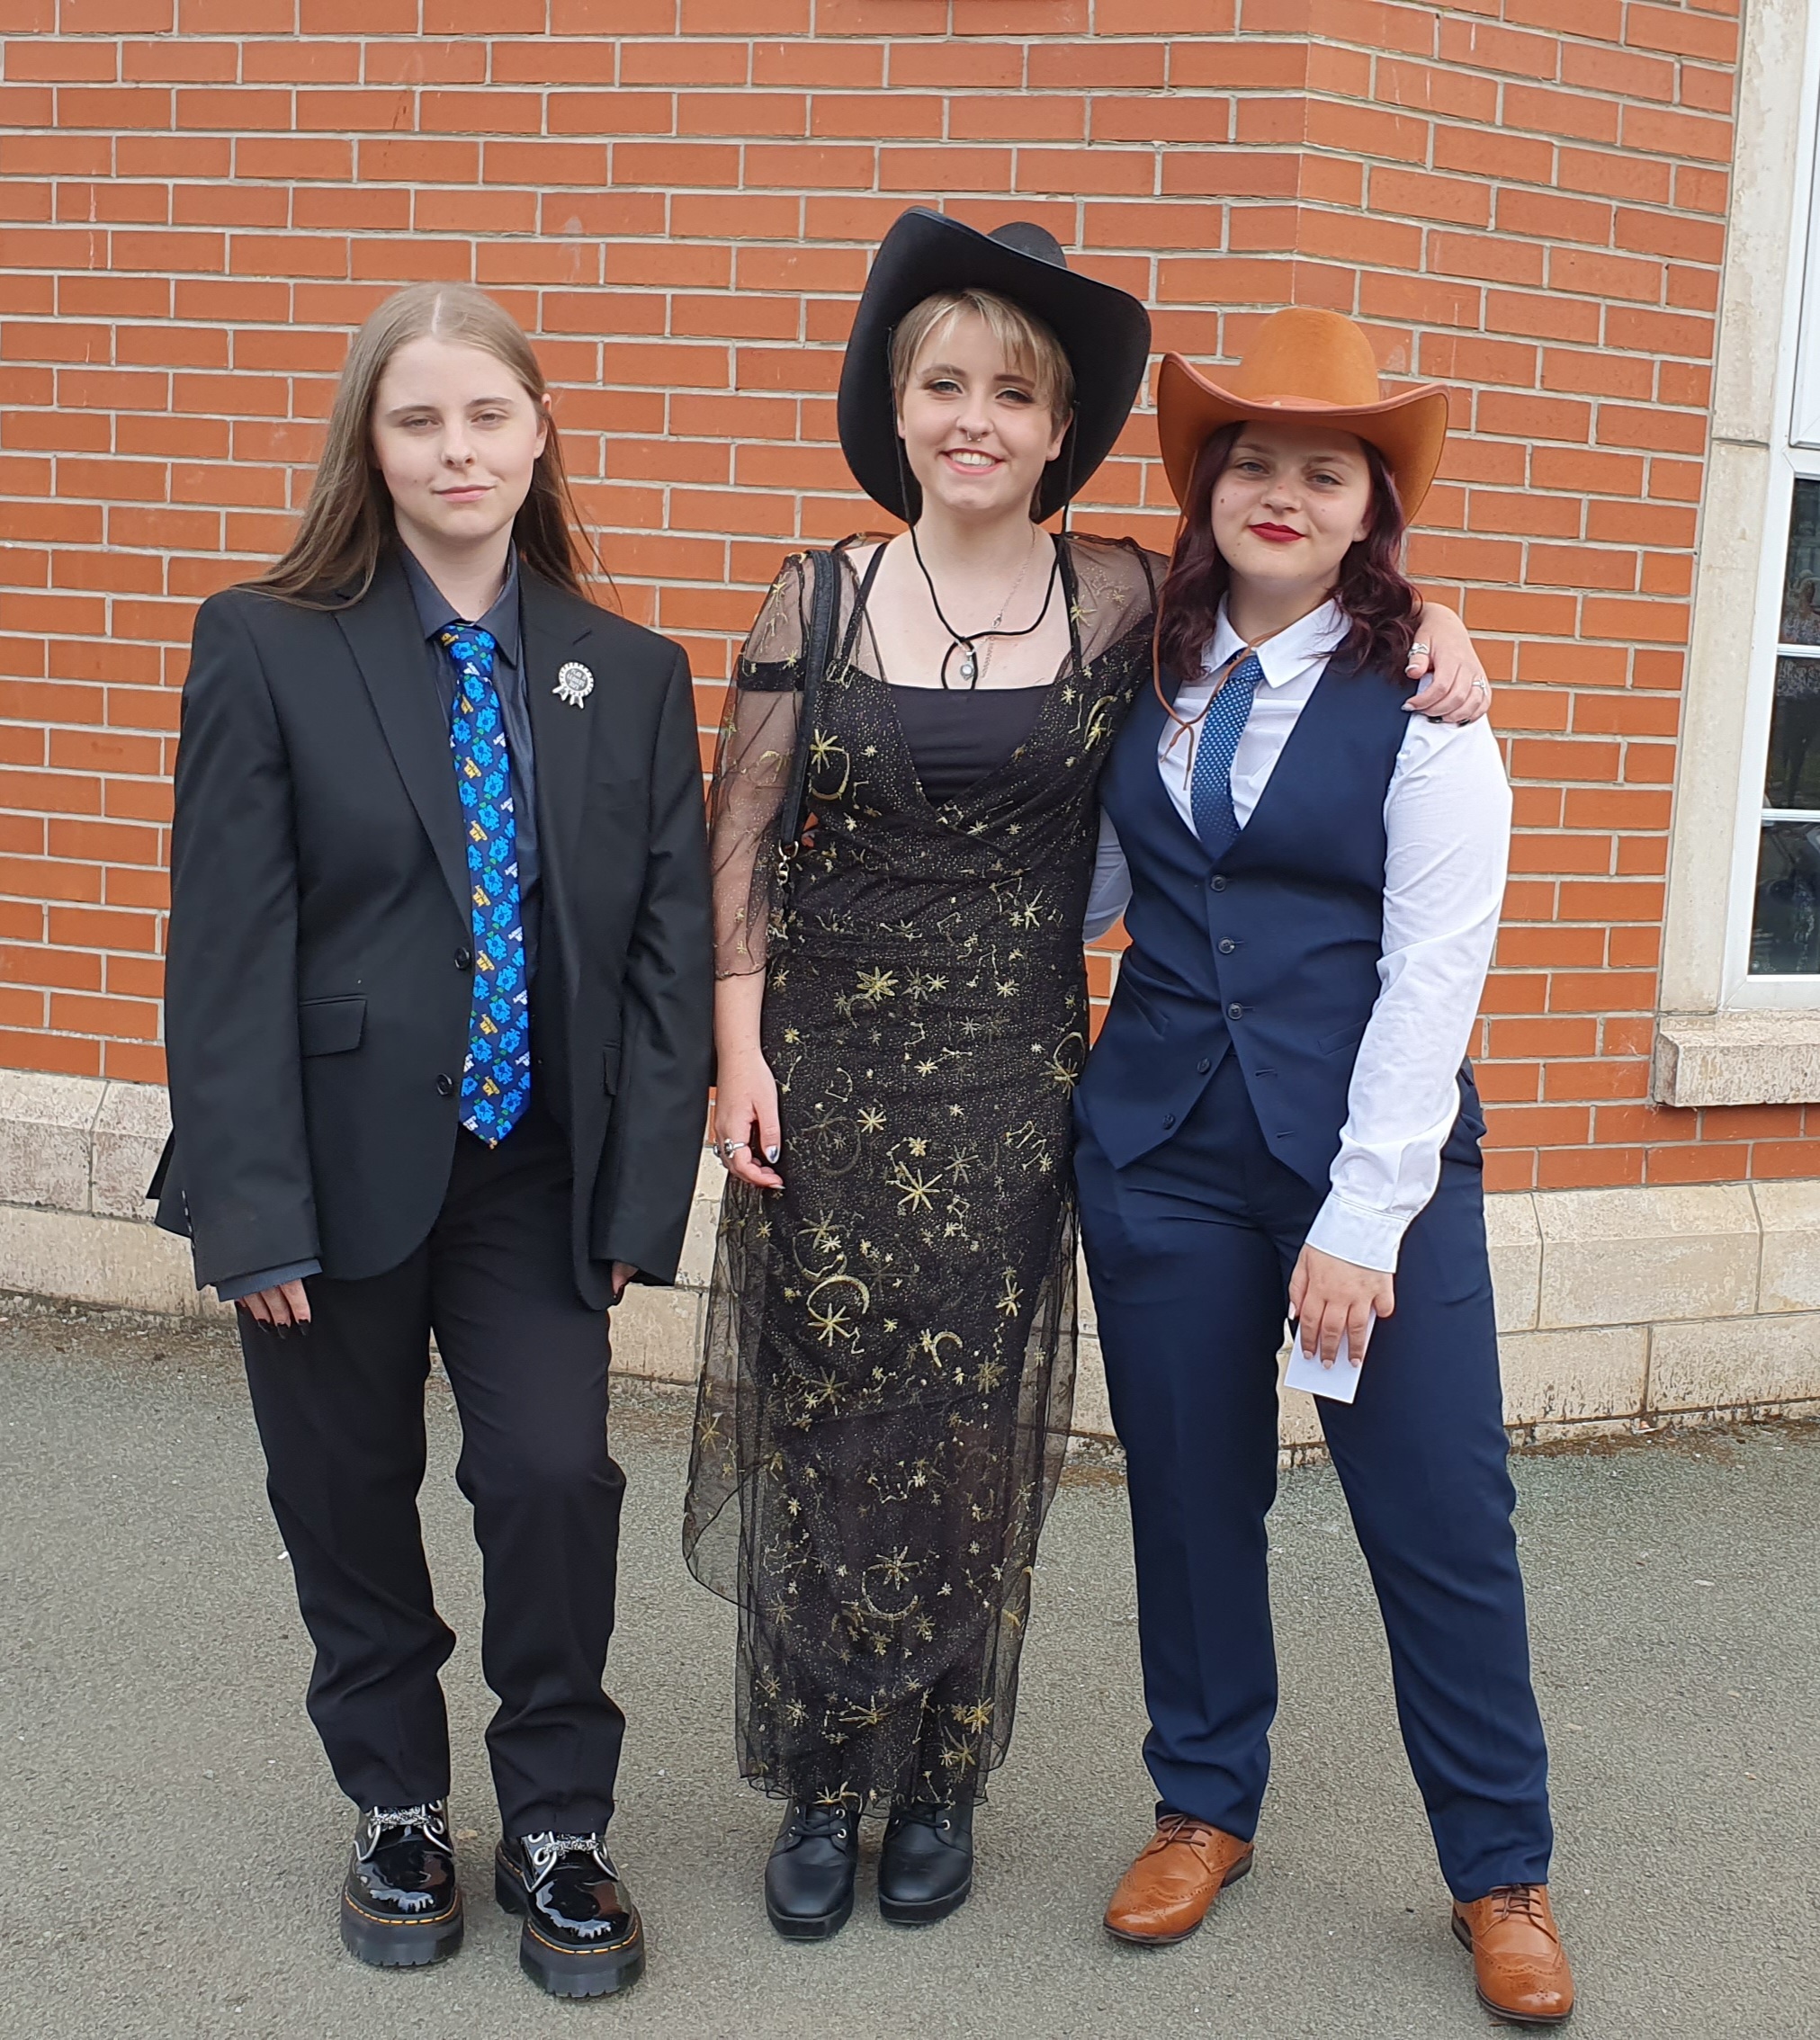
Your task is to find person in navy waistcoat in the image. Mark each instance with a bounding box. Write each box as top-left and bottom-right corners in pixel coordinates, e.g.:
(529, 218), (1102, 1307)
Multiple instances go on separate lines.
(1074, 309), (1574, 2027)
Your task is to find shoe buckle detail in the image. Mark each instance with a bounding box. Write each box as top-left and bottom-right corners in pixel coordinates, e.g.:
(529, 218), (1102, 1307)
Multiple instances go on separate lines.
(356, 1801), (452, 1863)
(520, 1830), (614, 1890)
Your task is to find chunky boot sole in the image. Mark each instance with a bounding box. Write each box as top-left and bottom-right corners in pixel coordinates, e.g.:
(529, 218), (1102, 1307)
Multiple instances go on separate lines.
(878, 1868), (973, 1928)
(496, 1863), (645, 1998)
(765, 1883), (855, 1940)
(1103, 1849), (1252, 1948)
(339, 1891), (463, 1968)
(1450, 1914), (1574, 2027)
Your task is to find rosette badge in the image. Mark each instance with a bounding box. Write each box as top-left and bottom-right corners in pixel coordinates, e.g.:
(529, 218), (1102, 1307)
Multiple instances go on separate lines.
(553, 661), (595, 708)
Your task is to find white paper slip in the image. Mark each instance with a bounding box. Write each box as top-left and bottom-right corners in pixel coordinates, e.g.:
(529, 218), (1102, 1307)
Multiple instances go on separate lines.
(1285, 1319), (1372, 1405)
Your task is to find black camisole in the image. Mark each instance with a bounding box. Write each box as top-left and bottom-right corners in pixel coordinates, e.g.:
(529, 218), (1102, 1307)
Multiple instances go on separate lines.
(889, 684), (1049, 802)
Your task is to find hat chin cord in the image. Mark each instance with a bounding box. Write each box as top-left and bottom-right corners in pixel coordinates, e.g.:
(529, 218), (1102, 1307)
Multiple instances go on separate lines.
(891, 426), (1066, 691)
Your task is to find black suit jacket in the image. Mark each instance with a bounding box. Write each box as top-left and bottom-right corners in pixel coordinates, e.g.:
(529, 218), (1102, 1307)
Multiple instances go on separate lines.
(157, 553), (713, 1309)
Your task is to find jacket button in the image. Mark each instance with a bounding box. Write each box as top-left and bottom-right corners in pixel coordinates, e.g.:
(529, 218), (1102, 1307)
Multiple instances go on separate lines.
(435, 1074), (454, 1097)
(1209, 875), (1227, 891)
(1217, 938), (1236, 954)
(1227, 1002), (1244, 1021)
(455, 946), (472, 970)
(1162, 1112), (1177, 1129)
(1197, 1057), (1212, 1073)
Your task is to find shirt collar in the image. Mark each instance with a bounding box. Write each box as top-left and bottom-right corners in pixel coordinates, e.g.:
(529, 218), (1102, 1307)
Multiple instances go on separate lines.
(401, 544), (521, 669)
(1206, 596), (1347, 690)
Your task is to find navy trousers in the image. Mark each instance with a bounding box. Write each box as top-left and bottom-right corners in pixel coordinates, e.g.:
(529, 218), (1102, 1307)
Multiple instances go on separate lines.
(1075, 1057), (1553, 1901)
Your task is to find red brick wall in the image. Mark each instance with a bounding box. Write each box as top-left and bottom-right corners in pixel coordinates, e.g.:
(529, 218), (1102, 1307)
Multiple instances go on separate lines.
(0, 1), (1766, 1190)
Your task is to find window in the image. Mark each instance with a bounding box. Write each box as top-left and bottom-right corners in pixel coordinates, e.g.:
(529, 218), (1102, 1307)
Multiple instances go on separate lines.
(1750, 480), (1820, 972)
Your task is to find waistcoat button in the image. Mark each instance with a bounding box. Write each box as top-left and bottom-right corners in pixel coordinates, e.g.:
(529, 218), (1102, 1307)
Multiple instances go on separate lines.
(1226, 1002), (1244, 1021)
(454, 946), (473, 970)
(1209, 875), (1227, 891)
(1197, 1057), (1212, 1073)
(1217, 938), (1236, 954)
(435, 1074), (454, 1097)
(1162, 1112), (1177, 1129)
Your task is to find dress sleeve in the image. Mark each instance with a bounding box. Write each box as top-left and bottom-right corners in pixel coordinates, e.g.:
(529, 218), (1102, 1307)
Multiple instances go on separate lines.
(709, 553), (810, 978)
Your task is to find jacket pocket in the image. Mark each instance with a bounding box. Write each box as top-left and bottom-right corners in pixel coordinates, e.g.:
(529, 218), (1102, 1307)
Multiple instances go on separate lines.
(299, 996), (366, 1057)
(602, 1039), (622, 1095)
(1317, 1018), (1368, 1057)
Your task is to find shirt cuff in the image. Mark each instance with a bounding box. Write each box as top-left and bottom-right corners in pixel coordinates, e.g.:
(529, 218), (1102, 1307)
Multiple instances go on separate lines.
(215, 1259), (321, 1304)
(1305, 1194), (1406, 1275)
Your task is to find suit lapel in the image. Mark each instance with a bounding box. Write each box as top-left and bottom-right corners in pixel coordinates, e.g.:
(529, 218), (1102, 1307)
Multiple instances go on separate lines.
(521, 570), (598, 999)
(336, 555), (470, 926)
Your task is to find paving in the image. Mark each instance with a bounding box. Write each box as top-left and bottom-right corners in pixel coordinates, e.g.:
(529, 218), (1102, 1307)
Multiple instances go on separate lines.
(0, 1295), (1814, 2040)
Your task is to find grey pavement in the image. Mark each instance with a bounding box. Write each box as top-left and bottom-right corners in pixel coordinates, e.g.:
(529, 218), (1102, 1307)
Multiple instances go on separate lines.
(0, 1296), (1815, 2040)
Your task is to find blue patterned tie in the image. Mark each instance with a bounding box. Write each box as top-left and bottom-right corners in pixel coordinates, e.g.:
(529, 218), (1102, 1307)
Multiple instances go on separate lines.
(1189, 649), (1264, 859)
(439, 623), (531, 1145)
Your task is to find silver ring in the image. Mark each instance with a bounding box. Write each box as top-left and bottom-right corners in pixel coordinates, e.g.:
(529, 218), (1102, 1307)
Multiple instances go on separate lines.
(1472, 677), (1491, 695)
(1410, 640), (1430, 658)
(720, 1139), (749, 1159)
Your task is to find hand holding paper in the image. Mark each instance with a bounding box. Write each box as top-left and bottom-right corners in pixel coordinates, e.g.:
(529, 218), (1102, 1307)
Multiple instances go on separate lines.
(1286, 1241), (1394, 1401)
(1286, 1318), (1373, 1404)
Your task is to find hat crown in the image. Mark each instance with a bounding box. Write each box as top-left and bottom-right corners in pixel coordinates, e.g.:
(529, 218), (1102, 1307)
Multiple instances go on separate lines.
(1228, 307), (1385, 411)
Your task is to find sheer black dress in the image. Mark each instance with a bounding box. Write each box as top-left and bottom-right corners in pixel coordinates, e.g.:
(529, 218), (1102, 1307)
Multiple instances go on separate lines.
(685, 533), (1159, 1812)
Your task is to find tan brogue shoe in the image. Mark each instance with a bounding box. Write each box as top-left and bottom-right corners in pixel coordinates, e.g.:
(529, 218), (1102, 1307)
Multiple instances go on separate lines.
(1451, 1884), (1575, 2026)
(1103, 1814), (1253, 1946)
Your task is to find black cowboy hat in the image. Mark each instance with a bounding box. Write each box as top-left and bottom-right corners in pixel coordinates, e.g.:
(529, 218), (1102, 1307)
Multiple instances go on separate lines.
(836, 206), (1152, 523)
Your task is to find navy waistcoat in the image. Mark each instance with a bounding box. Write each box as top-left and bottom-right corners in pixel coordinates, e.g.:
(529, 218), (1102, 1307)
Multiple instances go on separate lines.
(1078, 654), (1484, 1187)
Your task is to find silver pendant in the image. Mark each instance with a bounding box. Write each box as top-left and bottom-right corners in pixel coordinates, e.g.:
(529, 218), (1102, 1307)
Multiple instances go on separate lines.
(957, 651), (976, 684)
(553, 661), (594, 707)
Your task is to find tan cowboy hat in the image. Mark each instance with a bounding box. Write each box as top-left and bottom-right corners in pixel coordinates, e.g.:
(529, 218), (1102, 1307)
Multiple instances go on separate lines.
(1155, 308), (1449, 522)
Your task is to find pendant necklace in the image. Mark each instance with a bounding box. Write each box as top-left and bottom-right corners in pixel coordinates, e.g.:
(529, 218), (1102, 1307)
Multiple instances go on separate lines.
(910, 524), (1062, 689)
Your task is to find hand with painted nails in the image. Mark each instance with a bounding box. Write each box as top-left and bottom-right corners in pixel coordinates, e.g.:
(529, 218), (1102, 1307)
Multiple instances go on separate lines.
(1403, 601), (1491, 724)
(1287, 1243), (1393, 1369)
(238, 1277), (312, 1335)
(713, 1046), (784, 1191)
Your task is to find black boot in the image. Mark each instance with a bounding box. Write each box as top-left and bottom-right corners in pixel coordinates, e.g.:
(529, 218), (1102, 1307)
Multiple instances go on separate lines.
(765, 1798), (860, 1940)
(878, 1798), (974, 1926)
(495, 1831), (644, 1999)
(339, 1802), (463, 1967)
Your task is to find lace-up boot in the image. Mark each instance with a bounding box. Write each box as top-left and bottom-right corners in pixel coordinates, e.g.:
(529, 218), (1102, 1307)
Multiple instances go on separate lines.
(1103, 1812), (1253, 1946)
(878, 1797), (974, 1925)
(495, 1830), (644, 1998)
(1452, 1884), (1575, 2026)
(764, 1798), (860, 1939)
(339, 1801), (463, 1967)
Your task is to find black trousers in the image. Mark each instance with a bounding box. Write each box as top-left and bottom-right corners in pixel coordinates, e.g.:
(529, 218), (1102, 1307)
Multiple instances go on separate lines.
(239, 1096), (626, 1837)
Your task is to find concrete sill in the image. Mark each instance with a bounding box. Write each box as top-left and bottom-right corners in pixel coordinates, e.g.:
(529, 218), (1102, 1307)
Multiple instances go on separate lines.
(1653, 1010), (1820, 1106)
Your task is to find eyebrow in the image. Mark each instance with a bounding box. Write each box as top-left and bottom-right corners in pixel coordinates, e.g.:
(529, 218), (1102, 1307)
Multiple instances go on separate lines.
(382, 394), (520, 416)
(919, 360), (1036, 386)
(1233, 435), (1361, 464)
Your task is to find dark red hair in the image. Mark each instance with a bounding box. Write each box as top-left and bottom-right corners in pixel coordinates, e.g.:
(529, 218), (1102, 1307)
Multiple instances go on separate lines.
(1156, 422), (1421, 683)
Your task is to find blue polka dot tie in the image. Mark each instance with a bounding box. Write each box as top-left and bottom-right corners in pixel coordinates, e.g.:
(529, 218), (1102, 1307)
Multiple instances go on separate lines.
(439, 623), (531, 1145)
(1189, 649), (1264, 860)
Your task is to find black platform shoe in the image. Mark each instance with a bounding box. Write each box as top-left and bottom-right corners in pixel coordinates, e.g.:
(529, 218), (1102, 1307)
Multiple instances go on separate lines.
(339, 1802), (463, 1967)
(765, 1798), (860, 1940)
(878, 1798), (974, 1926)
(495, 1830), (644, 1999)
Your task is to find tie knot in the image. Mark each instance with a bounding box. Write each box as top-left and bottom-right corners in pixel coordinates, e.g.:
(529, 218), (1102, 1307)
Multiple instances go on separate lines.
(1227, 649), (1265, 688)
(438, 622), (498, 678)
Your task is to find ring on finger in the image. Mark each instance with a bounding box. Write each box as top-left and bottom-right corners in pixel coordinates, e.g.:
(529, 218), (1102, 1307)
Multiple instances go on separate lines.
(1471, 677), (1491, 695)
(721, 1139), (750, 1158)
(1409, 640), (1430, 658)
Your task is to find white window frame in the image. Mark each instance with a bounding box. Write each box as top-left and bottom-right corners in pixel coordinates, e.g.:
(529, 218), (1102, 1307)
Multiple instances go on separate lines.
(1655, 0), (1820, 1104)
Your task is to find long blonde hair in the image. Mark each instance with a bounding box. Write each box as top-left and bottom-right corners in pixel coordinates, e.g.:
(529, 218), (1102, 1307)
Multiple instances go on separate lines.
(251, 283), (599, 608)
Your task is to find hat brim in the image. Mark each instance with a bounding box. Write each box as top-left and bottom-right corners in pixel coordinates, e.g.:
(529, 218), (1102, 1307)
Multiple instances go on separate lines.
(1155, 353), (1450, 524)
(838, 208), (1152, 523)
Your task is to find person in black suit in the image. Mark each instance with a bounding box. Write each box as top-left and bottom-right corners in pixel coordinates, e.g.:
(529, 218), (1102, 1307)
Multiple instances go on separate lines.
(157, 282), (713, 2000)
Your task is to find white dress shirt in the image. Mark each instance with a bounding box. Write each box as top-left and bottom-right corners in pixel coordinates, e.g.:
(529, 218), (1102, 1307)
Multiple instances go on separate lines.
(1085, 599), (1511, 1273)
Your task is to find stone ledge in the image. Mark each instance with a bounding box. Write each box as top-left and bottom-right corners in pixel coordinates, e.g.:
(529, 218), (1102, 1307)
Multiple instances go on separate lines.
(0, 1071), (1816, 1441)
(1653, 1010), (1820, 1106)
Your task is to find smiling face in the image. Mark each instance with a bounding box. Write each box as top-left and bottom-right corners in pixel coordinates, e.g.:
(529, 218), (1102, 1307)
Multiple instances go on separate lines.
(895, 309), (1070, 524)
(1208, 416), (1376, 601)
(369, 336), (549, 560)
